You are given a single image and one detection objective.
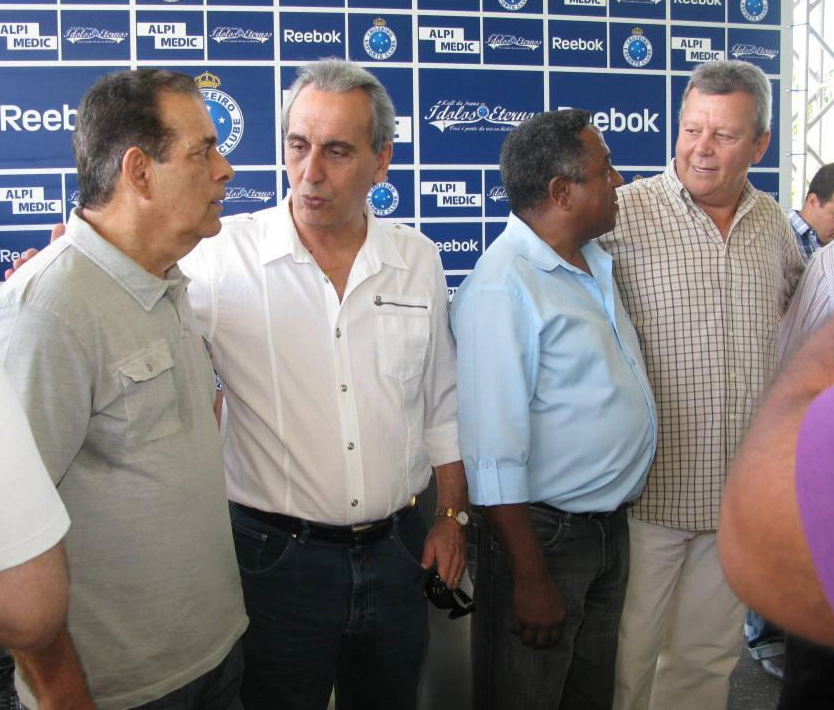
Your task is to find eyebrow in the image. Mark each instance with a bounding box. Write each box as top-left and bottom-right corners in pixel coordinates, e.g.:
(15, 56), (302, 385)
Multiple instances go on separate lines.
(285, 133), (356, 152)
(190, 135), (217, 152)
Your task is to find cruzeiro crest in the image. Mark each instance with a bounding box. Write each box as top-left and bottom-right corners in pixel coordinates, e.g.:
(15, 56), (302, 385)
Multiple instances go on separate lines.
(363, 18), (397, 61)
(498, 0), (528, 10)
(195, 71), (244, 156)
(623, 27), (652, 68)
(740, 0), (768, 22)
(367, 181), (399, 217)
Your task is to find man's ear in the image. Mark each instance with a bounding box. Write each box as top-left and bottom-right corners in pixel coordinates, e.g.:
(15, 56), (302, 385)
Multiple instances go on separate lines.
(122, 147), (153, 199)
(548, 175), (572, 210)
(373, 141), (394, 184)
(752, 130), (771, 165)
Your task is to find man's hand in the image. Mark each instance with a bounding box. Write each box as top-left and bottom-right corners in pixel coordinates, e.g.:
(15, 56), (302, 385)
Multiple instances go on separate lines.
(3, 224), (65, 280)
(421, 516), (465, 589)
(510, 574), (566, 648)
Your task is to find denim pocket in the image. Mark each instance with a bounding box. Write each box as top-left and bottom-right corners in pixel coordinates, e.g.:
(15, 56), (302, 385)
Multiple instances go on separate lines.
(391, 512), (428, 573)
(529, 507), (569, 553)
(231, 518), (296, 575)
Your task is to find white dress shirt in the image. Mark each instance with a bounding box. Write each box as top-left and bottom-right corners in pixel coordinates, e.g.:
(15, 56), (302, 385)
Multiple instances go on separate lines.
(181, 197), (460, 525)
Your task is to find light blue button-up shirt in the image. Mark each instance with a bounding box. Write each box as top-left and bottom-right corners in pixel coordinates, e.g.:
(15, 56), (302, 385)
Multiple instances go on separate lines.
(450, 213), (657, 513)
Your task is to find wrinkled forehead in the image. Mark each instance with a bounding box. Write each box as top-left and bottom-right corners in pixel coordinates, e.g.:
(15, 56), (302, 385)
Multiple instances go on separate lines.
(286, 86), (373, 141)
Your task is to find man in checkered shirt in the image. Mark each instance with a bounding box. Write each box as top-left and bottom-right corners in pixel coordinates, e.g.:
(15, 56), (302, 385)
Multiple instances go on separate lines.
(598, 59), (804, 710)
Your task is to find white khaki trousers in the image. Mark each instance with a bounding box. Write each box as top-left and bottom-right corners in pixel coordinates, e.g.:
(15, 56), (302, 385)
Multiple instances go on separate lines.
(614, 517), (745, 710)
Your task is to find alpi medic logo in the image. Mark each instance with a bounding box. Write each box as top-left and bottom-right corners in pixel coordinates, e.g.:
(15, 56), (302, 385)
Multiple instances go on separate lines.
(672, 36), (724, 62)
(0, 22), (56, 51)
(485, 33), (541, 51)
(498, 0), (528, 10)
(424, 100), (535, 133)
(367, 181), (399, 216)
(623, 27), (652, 68)
(210, 27), (272, 44)
(740, 0), (768, 22)
(564, 0), (606, 6)
(137, 20), (203, 49)
(418, 26), (478, 55)
(64, 27), (127, 44)
(364, 18), (396, 60)
(196, 72), (243, 156)
(0, 186), (60, 215)
(421, 181), (481, 208)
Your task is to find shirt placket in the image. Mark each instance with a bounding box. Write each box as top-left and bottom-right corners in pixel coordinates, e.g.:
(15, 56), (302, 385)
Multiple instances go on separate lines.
(327, 283), (367, 525)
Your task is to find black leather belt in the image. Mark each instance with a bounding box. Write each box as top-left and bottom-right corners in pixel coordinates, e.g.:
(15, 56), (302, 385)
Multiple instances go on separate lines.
(530, 501), (630, 520)
(232, 499), (416, 545)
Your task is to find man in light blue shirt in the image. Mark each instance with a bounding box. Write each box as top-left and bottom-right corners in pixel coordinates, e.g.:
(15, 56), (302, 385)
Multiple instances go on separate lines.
(450, 109), (657, 710)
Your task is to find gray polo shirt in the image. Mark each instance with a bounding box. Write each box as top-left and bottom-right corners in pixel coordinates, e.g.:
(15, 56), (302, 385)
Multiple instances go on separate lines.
(0, 211), (247, 709)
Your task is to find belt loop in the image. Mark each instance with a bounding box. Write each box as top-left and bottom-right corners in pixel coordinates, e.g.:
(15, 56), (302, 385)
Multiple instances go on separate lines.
(298, 520), (311, 543)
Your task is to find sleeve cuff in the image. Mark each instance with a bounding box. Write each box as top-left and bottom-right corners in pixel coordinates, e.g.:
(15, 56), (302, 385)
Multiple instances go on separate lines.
(467, 461), (529, 506)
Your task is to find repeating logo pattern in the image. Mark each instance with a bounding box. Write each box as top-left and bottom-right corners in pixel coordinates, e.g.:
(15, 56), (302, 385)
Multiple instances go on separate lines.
(0, 4), (788, 281)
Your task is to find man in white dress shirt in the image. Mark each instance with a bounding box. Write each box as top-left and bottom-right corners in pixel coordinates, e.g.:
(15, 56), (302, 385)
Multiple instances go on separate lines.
(181, 58), (467, 710)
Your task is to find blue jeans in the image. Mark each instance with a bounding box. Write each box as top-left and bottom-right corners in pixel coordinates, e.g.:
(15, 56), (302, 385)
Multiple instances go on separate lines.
(469, 505), (629, 710)
(230, 502), (430, 710)
(0, 647), (20, 710)
(130, 640), (243, 710)
(744, 609), (784, 660)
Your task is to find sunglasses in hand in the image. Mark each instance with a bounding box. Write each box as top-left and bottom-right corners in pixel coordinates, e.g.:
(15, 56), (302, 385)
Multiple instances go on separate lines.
(425, 571), (475, 619)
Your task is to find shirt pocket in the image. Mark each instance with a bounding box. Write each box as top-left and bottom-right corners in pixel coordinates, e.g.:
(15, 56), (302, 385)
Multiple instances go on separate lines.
(374, 294), (430, 381)
(117, 340), (182, 446)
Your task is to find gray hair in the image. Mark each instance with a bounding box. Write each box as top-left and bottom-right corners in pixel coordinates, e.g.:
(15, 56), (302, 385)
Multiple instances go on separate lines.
(500, 109), (592, 215)
(281, 58), (395, 154)
(73, 69), (201, 209)
(679, 60), (772, 138)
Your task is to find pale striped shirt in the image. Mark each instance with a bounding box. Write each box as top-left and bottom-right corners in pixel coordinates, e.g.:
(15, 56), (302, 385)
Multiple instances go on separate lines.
(777, 240), (834, 363)
(598, 162), (804, 531)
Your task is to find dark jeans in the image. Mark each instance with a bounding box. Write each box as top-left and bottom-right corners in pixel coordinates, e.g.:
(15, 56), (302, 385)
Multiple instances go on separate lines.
(0, 648), (19, 710)
(230, 502), (430, 710)
(469, 505), (629, 710)
(130, 640), (243, 710)
(777, 634), (834, 710)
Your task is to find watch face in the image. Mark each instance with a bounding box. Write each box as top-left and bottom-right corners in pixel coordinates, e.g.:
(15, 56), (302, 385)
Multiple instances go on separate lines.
(456, 510), (470, 526)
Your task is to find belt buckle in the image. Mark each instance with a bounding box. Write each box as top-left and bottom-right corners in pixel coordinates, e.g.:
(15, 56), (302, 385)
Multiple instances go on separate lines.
(350, 522), (374, 533)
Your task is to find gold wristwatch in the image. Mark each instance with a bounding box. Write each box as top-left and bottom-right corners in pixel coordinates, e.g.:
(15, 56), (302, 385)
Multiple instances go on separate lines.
(436, 507), (470, 526)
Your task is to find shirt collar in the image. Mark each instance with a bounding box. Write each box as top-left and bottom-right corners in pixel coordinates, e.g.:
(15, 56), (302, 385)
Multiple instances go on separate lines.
(67, 208), (188, 311)
(259, 194), (409, 272)
(504, 212), (612, 275)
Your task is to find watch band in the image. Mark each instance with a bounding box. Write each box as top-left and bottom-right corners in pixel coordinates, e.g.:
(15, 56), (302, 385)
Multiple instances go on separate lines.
(436, 507), (470, 526)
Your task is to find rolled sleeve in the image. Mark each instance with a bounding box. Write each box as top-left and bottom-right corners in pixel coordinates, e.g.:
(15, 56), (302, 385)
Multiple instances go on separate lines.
(470, 460), (529, 506)
(451, 281), (537, 506)
(422, 251), (462, 466)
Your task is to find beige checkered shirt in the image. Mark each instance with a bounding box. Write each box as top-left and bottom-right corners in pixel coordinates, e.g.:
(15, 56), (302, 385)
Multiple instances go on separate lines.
(598, 162), (804, 531)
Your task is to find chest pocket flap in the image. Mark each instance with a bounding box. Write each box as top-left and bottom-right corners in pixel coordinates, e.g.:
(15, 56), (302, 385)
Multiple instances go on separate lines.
(117, 340), (181, 445)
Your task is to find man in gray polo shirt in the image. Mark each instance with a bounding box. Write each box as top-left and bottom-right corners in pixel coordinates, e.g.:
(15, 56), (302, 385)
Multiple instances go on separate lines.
(0, 69), (248, 709)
